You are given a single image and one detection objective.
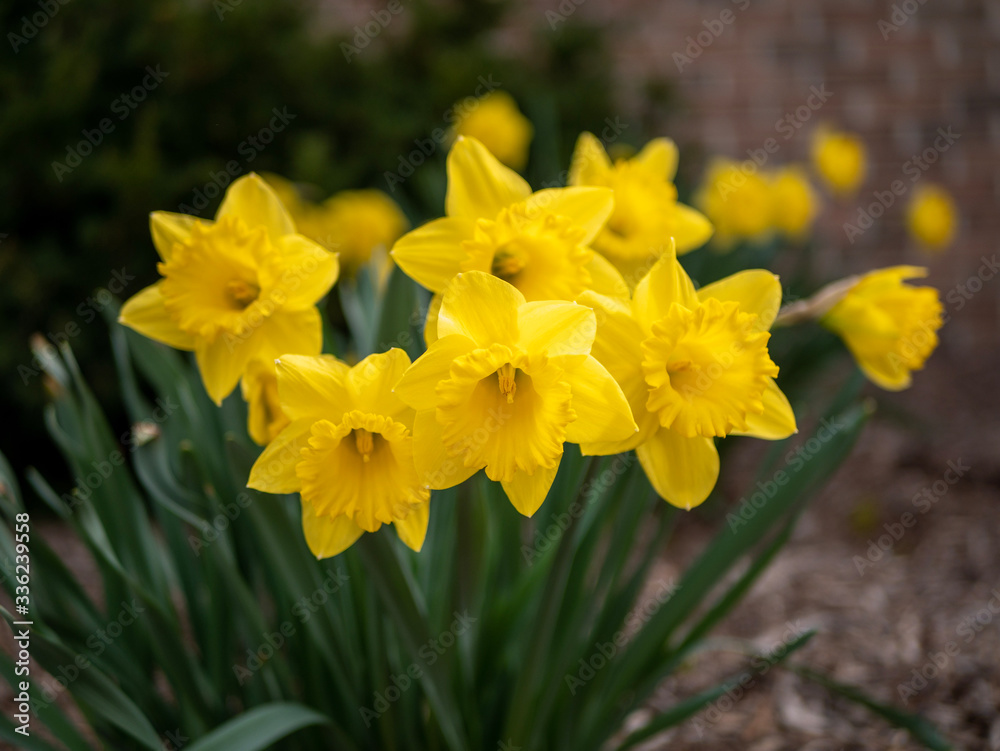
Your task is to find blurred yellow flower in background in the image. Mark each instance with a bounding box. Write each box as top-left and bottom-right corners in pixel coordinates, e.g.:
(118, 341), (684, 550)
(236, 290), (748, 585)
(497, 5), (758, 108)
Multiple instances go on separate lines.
(248, 350), (430, 558)
(242, 359), (290, 445)
(450, 90), (533, 171)
(821, 266), (943, 390)
(569, 132), (713, 284)
(119, 173), (339, 405)
(394, 271), (636, 517)
(769, 165), (819, 239)
(694, 159), (773, 249)
(265, 174), (408, 278)
(579, 243), (796, 510)
(811, 126), (867, 197)
(906, 184), (958, 252)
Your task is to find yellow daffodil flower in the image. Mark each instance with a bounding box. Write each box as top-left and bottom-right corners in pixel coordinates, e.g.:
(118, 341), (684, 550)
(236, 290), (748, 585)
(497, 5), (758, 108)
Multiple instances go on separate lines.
(695, 159), (773, 249)
(247, 350), (430, 558)
(769, 165), (818, 239)
(241, 359), (290, 445)
(450, 91), (533, 171)
(568, 132), (713, 284)
(906, 184), (957, 252)
(265, 174), (408, 277)
(579, 242), (796, 509)
(392, 137), (628, 341)
(820, 267), (943, 390)
(119, 174), (339, 405)
(394, 271), (636, 517)
(811, 126), (867, 197)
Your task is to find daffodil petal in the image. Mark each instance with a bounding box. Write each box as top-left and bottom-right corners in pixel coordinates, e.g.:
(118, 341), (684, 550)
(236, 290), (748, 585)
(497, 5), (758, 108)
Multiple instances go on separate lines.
(195, 334), (257, 405)
(150, 211), (203, 261)
(256, 307), (323, 364)
(568, 131), (613, 186)
(119, 282), (197, 351)
(517, 301), (595, 357)
(390, 217), (476, 293)
(671, 203), (715, 254)
(347, 348), (411, 418)
(395, 335), (477, 411)
(634, 137), (679, 180)
(276, 234), (339, 308)
(446, 136), (531, 220)
(216, 173), (295, 239)
(523, 186), (614, 245)
(501, 463), (559, 517)
(275, 353), (352, 423)
(393, 503), (430, 552)
(247, 418), (314, 493)
(564, 355), (637, 444)
(412, 409), (483, 489)
(586, 252), (630, 299)
(731, 378), (797, 440)
(698, 270), (782, 332)
(301, 505), (364, 559)
(631, 242), (698, 332)
(437, 271), (524, 347)
(424, 292), (443, 345)
(636, 429), (719, 510)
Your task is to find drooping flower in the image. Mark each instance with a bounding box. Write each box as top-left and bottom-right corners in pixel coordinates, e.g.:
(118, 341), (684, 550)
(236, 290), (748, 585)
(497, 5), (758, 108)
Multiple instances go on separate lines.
(694, 159), (774, 249)
(242, 359), (290, 445)
(819, 267), (943, 390)
(811, 126), (867, 197)
(906, 184), (957, 252)
(578, 242), (797, 509)
(264, 174), (408, 278)
(247, 350), (430, 558)
(394, 271), (636, 517)
(769, 165), (819, 239)
(450, 91), (534, 171)
(568, 132), (713, 284)
(392, 137), (627, 341)
(119, 174), (339, 405)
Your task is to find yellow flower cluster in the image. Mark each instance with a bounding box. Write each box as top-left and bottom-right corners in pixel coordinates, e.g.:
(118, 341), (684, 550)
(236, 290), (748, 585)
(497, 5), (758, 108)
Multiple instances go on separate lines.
(119, 127), (943, 559)
(694, 159), (818, 248)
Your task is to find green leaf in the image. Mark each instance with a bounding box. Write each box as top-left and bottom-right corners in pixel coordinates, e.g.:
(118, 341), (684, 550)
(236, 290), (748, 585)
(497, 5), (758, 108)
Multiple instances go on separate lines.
(184, 703), (331, 751)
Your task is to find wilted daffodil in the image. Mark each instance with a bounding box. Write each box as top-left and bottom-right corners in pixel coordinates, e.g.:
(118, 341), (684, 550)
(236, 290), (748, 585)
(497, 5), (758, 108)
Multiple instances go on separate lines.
(819, 267), (943, 390)
(694, 159), (774, 249)
(568, 132), (713, 284)
(392, 137), (627, 340)
(811, 126), (867, 197)
(579, 243), (796, 509)
(248, 350), (430, 558)
(265, 174), (408, 277)
(450, 91), (533, 171)
(769, 165), (819, 239)
(242, 359), (290, 445)
(394, 271), (636, 517)
(906, 184), (957, 252)
(119, 174), (339, 405)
